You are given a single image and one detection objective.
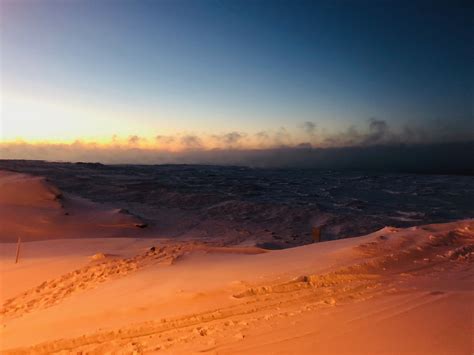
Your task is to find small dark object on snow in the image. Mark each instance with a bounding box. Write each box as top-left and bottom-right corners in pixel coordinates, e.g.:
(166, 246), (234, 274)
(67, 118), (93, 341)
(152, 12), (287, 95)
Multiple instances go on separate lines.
(312, 226), (321, 243)
(135, 223), (148, 229)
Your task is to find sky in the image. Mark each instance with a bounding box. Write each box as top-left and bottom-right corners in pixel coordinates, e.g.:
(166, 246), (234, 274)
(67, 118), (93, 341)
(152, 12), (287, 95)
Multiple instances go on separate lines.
(0, 0), (473, 155)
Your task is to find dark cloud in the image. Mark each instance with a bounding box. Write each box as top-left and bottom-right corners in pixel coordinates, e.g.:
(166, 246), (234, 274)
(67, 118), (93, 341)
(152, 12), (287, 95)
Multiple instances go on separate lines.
(128, 135), (141, 145)
(364, 118), (389, 145)
(322, 118), (432, 147)
(302, 121), (317, 137)
(180, 135), (202, 149)
(222, 131), (244, 145)
(212, 131), (245, 147)
(254, 129), (293, 147)
(155, 135), (175, 144)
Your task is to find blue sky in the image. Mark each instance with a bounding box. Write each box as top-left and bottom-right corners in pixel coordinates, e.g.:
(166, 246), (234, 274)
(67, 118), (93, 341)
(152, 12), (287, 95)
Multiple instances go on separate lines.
(1, 0), (472, 147)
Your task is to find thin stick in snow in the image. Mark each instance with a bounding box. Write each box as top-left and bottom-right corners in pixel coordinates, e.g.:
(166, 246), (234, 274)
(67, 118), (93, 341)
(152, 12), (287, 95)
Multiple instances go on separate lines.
(15, 236), (21, 264)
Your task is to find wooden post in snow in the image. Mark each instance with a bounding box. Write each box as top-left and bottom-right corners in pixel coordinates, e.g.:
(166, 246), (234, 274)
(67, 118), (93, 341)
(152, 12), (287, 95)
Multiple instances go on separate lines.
(312, 227), (321, 243)
(15, 236), (21, 264)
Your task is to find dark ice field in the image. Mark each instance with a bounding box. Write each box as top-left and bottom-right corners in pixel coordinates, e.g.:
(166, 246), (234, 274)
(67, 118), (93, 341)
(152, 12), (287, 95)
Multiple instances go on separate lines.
(1, 160), (473, 248)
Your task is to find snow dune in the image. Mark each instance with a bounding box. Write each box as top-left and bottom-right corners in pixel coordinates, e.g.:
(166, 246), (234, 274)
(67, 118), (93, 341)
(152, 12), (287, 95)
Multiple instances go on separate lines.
(0, 170), (146, 242)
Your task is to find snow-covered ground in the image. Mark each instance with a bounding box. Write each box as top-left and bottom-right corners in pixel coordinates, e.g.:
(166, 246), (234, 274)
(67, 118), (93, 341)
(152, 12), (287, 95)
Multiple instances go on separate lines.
(1, 216), (472, 353)
(0, 165), (472, 353)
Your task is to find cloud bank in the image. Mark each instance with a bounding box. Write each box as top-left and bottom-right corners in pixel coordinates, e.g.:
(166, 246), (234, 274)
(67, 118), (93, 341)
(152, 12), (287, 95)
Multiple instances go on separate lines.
(1, 119), (473, 174)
